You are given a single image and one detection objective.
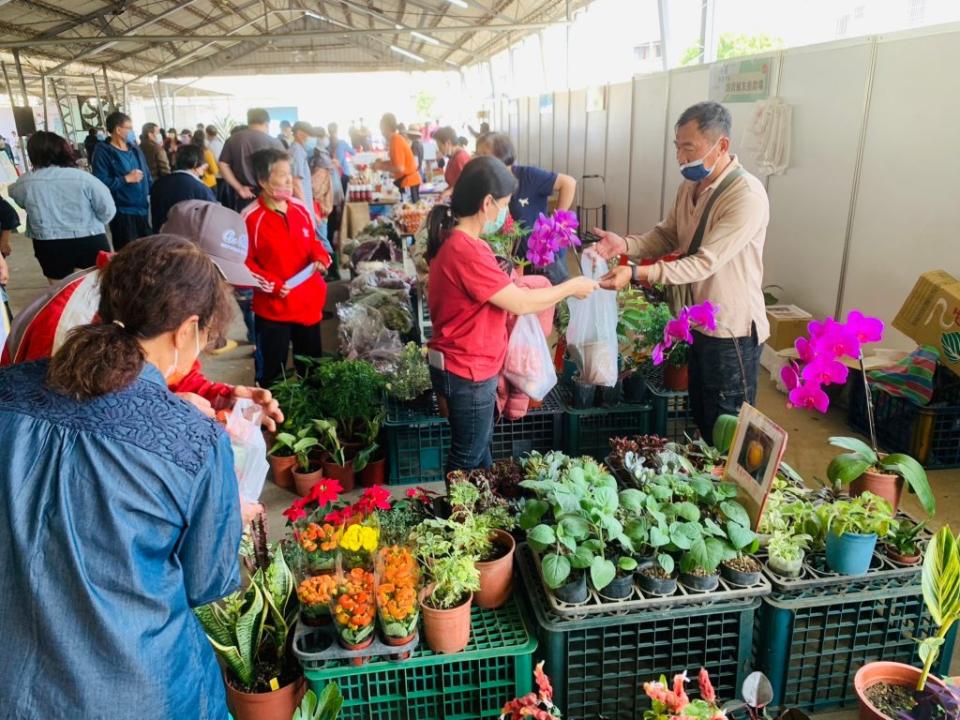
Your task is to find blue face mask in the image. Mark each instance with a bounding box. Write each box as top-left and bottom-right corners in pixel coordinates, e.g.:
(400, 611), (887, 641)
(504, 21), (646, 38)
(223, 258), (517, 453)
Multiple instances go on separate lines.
(482, 200), (509, 235)
(96, 131), (106, 141)
(304, 137), (318, 154)
(679, 138), (721, 182)
(126, 129), (138, 145)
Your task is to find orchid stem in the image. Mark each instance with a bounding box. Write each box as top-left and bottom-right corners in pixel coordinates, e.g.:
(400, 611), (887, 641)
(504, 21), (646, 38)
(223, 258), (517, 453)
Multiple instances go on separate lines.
(858, 354), (879, 454)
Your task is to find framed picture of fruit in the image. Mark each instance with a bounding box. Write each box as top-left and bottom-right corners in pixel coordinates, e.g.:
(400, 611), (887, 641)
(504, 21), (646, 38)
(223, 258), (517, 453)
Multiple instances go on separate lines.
(723, 403), (788, 529)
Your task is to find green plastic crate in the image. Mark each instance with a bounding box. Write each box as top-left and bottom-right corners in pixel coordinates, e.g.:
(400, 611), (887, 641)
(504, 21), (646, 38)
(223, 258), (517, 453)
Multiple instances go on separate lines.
(558, 388), (653, 461)
(754, 575), (958, 712)
(518, 547), (757, 720)
(648, 383), (696, 442)
(304, 596), (537, 720)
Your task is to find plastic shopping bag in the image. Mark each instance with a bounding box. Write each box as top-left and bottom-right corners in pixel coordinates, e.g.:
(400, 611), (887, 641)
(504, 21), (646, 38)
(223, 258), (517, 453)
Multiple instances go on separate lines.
(504, 314), (558, 401)
(224, 399), (269, 502)
(566, 254), (619, 387)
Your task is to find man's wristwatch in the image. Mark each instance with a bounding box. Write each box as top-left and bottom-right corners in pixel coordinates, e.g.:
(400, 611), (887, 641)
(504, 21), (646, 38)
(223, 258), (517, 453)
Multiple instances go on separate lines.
(631, 265), (640, 284)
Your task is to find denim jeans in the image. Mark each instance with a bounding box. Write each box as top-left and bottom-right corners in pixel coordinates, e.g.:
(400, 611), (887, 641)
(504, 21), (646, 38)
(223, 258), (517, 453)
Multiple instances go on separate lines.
(430, 367), (497, 473)
(234, 288), (256, 344)
(688, 325), (763, 445)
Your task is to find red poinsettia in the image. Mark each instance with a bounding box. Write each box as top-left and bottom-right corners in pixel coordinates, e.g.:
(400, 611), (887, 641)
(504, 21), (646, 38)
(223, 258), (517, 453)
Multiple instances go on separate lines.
(356, 485), (392, 514)
(282, 478), (344, 523)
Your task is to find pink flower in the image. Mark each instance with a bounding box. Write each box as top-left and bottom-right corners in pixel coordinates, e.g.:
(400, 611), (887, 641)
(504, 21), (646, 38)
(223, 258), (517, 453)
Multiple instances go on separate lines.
(665, 312), (694, 345)
(807, 317), (835, 338)
(813, 324), (861, 359)
(788, 381), (830, 413)
(846, 310), (884, 344)
(698, 668), (716, 704)
(652, 343), (665, 366)
(687, 301), (718, 332)
(794, 336), (815, 363)
(672, 672), (690, 709)
(801, 354), (849, 385)
(780, 362), (800, 391)
(534, 661), (554, 703)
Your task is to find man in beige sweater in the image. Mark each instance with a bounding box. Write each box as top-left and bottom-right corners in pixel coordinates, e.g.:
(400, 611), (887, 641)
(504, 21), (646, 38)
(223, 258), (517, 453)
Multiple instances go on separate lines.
(594, 101), (769, 444)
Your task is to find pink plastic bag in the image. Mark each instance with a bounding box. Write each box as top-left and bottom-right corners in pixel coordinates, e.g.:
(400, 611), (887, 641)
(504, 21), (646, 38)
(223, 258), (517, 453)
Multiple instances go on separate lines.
(503, 314), (558, 401)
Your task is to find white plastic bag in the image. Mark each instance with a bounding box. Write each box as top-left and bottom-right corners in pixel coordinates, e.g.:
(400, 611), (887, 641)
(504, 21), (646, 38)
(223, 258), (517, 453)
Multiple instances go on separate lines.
(566, 254), (619, 387)
(224, 399), (269, 502)
(503, 314), (558, 401)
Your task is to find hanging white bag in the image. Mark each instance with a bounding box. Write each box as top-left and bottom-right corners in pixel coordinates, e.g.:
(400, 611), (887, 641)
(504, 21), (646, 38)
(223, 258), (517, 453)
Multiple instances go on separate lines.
(224, 399), (270, 502)
(566, 254), (619, 387)
(503, 313), (558, 401)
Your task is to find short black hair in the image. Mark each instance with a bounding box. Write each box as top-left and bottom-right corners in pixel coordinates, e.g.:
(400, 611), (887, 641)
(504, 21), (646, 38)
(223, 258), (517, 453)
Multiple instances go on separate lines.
(280, 120), (291, 129)
(174, 143), (205, 171)
(251, 147), (290, 184)
(27, 131), (77, 169)
(105, 111), (131, 134)
(247, 108), (270, 125)
(433, 126), (457, 146)
(482, 132), (515, 166)
(675, 101), (732, 139)
(205, 125), (218, 136)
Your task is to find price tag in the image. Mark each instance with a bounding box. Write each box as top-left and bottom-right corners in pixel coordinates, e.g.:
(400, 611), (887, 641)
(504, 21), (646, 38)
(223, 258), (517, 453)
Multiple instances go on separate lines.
(269, 677), (279, 692)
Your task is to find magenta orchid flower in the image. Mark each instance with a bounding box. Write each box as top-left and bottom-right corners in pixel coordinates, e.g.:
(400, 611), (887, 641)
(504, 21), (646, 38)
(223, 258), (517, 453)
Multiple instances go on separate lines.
(686, 301), (718, 332)
(788, 382), (830, 413)
(801, 354), (849, 385)
(652, 342), (665, 366)
(780, 362), (801, 391)
(664, 311), (694, 345)
(845, 310), (884, 344)
(526, 210), (581, 267)
(813, 324), (861, 359)
(794, 336), (815, 363)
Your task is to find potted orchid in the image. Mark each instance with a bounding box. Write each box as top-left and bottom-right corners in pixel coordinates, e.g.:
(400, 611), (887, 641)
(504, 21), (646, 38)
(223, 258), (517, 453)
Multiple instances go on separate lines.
(525, 209), (581, 270)
(651, 301), (719, 392)
(780, 310), (935, 517)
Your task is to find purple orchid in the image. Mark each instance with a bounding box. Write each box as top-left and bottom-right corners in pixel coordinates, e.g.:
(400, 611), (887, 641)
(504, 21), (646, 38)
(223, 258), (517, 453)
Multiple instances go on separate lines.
(788, 382), (830, 413)
(687, 300), (718, 332)
(651, 301), (722, 366)
(664, 312), (694, 345)
(801, 354), (849, 385)
(526, 210), (582, 268)
(846, 309), (884, 343)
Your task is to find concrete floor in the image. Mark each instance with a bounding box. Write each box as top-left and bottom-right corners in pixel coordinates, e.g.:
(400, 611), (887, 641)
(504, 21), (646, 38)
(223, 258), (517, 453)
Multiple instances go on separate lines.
(5, 230), (959, 710)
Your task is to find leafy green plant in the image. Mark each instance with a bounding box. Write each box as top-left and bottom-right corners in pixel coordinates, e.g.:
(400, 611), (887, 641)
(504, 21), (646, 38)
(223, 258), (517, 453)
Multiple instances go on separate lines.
(353, 412), (384, 473)
(269, 371), (316, 434)
(617, 287), (652, 368)
(482, 218), (529, 264)
(377, 489), (436, 546)
(412, 516), (481, 609)
(194, 542), (298, 692)
(826, 436), (935, 516)
(887, 518), (925, 557)
(306, 359), (386, 442)
(386, 343), (432, 401)
(817, 491), (894, 538)
(917, 526), (960, 691)
(273, 427), (320, 472)
(631, 302), (688, 368)
(767, 530), (812, 564)
(313, 418), (347, 467)
(448, 480), (515, 561)
(292, 682), (343, 720)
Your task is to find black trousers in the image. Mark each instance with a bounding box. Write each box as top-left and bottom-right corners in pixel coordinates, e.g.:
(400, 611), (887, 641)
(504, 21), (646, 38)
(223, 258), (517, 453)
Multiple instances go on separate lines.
(254, 315), (323, 388)
(109, 213), (151, 251)
(688, 325), (763, 445)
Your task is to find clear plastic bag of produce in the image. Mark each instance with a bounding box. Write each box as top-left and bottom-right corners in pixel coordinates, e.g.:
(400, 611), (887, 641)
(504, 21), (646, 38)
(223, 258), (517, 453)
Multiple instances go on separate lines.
(337, 303), (404, 372)
(224, 399), (269, 502)
(566, 255), (619, 386)
(503, 314), (558, 401)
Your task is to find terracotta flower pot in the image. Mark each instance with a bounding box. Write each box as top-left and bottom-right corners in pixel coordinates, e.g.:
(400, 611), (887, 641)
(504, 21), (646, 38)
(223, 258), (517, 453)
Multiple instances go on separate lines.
(322, 459), (355, 491)
(664, 364), (689, 392)
(420, 586), (472, 654)
(384, 631), (416, 660)
(293, 466), (324, 497)
(850, 469), (904, 512)
(267, 452), (297, 490)
(225, 675), (305, 720)
(475, 529), (516, 609)
(340, 635), (373, 666)
(854, 662), (947, 720)
(359, 457), (387, 487)
(885, 547), (922, 566)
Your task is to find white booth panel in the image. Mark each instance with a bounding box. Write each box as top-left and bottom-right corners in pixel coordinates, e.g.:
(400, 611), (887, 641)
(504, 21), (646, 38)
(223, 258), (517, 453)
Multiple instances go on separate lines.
(604, 81), (633, 235)
(527, 96), (540, 166)
(568, 89), (587, 186)
(554, 91), (570, 176)
(540, 96), (554, 171)
(628, 73), (669, 234)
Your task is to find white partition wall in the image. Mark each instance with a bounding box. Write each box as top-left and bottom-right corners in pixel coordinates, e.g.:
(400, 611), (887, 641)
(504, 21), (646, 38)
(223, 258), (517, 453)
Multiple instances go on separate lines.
(526, 96), (540, 166)
(553, 91), (570, 176)
(628, 74), (669, 234)
(540, 95), (554, 172)
(568, 89), (587, 187)
(604, 82), (633, 235)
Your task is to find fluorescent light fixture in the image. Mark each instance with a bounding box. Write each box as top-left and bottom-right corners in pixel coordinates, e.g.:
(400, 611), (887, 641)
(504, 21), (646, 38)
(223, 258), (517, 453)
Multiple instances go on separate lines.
(446, 0), (469, 7)
(390, 45), (425, 63)
(304, 10), (323, 20)
(328, 17), (351, 28)
(445, 59), (459, 66)
(411, 31), (440, 45)
(395, 24), (404, 30)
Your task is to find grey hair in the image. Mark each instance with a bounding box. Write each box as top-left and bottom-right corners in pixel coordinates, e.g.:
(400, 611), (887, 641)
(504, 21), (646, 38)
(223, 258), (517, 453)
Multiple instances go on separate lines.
(675, 101), (732, 139)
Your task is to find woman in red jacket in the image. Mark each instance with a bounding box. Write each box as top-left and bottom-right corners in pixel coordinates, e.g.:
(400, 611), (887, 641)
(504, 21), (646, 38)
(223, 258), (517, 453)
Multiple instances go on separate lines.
(245, 148), (331, 387)
(426, 156), (597, 472)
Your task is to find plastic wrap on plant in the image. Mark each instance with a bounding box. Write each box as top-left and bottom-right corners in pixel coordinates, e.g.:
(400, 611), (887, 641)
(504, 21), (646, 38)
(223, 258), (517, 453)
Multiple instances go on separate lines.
(349, 268), (413, 294)
(504, 314), (558, 401)
(566, 255), (619, 386)
(351, 238), (401, 267)
(337, 303), (403, 373)
(225, 399), (269, 501)
(350, 289), (413, 334)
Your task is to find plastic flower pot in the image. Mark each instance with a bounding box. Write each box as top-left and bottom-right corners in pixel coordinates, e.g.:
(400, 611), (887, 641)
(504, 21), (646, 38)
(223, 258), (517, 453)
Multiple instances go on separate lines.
(599, 381), (623, 407)
(622, 372), (649, 403)
(664, 363), (689, 392)
(384, 631), (417, 660)
(322, 458), (355, 491)
(475, 529), (516, 609)
(854, 662), (948, 720)
(884, 546), (921, 566)
(826, 530), (878, 575)
(340, 635), (374, 666)
(679, 570), (719, 592)
(598, 571), (634, 600)
(225, 675), (305, 720)
(292, 466), (324, 497)
(359, 456), (387, 487)
(420, 586), (473, 654)
(638, 562), (677, 596)
(767, 552), (804, 577)
(267, 452), (297, 490)
(571, 380), (597, 409)
(850, 469), (904, 513)
(552, 571), (589, 604)
(720, 558), (762, 587)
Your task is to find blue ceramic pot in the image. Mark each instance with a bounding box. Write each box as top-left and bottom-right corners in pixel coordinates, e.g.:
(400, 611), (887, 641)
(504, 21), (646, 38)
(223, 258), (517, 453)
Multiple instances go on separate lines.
(826, 530), (878, 575)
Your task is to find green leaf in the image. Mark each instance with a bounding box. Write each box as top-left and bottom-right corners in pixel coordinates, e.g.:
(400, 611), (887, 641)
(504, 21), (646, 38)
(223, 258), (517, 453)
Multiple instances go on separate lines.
(649, 524), (671, 547)
(657, 553), (675, 575)
(882, 454), (935, 516)
(713, 414), (739, 454)
(726, 521), (759, 551)
(619, 556), (638, 572)
(721, 500), (751, 528)
(828, 436), (879, 462)
(923, 527), (960, 628)
(590, 556), (617, 590)
(317, 681), (344, 720)
(519, 499), (550, 530)
(542, 553), (572, 589)
(528, 524), (556, 547)
(557, 527), (577, 553)
(619, 488), (646, 513)
(554, 487), (582, 514)
(670, 522), (701, 550)
(560, 515), (590, 539)
(918, 636), (945, 667)
(650, 484), (674, 501)
(601, 515), (623, 537)
(690, 476), (714, 498)
(715, 483), (739, 499)
(594, 485), (619, 514)
(570, 545), (594, 569)
(703, 517), (727, 538)
(827, 453), (872, 486)
(675, 501), (701, 522)
(685, 536), (726, 574)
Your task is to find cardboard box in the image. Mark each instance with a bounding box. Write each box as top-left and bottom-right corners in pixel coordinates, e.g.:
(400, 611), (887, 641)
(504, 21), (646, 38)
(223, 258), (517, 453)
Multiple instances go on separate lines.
(765, 304), (813, 351)
(893, 271), (960, 378)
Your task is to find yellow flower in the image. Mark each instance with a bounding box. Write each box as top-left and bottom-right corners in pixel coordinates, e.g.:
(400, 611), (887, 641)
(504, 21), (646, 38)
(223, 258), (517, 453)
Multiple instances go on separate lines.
(340, 525), (362, 552)
(360, 526), (379, 552)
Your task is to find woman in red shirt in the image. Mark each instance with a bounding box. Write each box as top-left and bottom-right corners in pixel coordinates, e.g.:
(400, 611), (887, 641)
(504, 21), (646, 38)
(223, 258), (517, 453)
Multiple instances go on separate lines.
(435, 126), (471, 200)
(245, 148), (331, 387)
(426, 156), (597, 472)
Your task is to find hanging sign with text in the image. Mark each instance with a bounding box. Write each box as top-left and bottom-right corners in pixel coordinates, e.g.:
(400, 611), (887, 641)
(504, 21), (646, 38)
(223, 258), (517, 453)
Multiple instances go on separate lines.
(709, 58), (772, 103)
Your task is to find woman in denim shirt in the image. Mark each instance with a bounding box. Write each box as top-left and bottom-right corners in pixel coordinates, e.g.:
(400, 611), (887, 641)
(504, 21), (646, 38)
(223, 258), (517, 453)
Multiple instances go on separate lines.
(9, 131), (115, 282)
(0, 236), (242, 719)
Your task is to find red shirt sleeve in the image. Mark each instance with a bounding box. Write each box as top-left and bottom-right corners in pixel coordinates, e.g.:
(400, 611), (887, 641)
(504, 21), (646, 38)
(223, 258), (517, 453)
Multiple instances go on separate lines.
(244, 205), (283, 294)
(445, 149), (470, 188)
(455, 235), (512, 304)
(170, 360), (233, 405)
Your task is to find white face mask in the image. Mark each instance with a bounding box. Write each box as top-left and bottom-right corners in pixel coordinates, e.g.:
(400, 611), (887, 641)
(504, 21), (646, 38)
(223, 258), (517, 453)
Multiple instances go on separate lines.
(165, 322), (201, 381)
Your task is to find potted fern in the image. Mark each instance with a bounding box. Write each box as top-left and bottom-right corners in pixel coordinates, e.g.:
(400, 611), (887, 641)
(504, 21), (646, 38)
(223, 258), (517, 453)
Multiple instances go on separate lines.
(313, 419), (355, 491)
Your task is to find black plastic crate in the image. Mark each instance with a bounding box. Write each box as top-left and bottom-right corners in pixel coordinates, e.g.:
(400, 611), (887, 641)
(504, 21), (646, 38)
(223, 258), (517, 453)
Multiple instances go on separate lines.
(848, 369), (960, 468)
(557, 386), (653, 460)
(647, 383), (696, 442)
